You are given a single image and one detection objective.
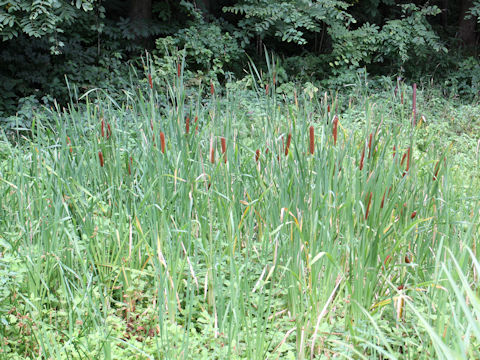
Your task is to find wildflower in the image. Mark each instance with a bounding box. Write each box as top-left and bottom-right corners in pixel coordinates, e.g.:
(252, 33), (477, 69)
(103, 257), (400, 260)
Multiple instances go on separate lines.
(285, 133), (292, 156)
(309, 126), (314, 155)
(98, 151), (104, 167)
(160, 132), (165, 154)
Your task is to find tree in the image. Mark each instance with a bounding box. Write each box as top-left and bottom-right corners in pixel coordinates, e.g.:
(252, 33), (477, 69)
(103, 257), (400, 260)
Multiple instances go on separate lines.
(0, 0), (97, 42)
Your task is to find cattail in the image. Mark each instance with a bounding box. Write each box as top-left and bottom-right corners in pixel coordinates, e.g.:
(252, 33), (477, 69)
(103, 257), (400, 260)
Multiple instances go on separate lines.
(380, 189), (386, 209)
(186, 117), (190, 134)
(150, 119), (154, 131)
(365, 192), (372, 220)
(412, 83), (417, 126)
(255, 149), (260, 162)
(309, 126), (315, 155)
(368, 133), (373, 158)
(160, 132), (165, 154)
(177, 63), (181, 77)
(221, 137), (227, 163)
(327, 105), (330, 113)
(67, 136), (72, 153)
(273, 72), (276, 86)
(401, 91), (404, 105)
(101, 119), (105, 137)
(265, 148), (269, 154)
(359, 148), (365, 170)
(405, 256), (411, 264)
(410, 211), (417, 219)
(107, 123), (112, 140)
(393, 145), (396, 158)
(265, 84), (269, 95)
(210, 81), (214, 96)
(210, 136), (215, 163)
(285, 133), (292, 156)
(128, 156), (132, 175)
(148, 74), (153, 89)
(332, 116), (338, 145)
(194, 116), (199, 134)
(433, 161), (440, 180)
(98, 151), (104, 167)
(401, 152), (407, 166)
(384, 255), (392, 265)
(403, 147), (410, 177)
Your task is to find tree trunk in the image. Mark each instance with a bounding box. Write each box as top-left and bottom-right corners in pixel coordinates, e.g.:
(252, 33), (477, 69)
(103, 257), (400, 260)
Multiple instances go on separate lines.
(457, 0), (476, 47)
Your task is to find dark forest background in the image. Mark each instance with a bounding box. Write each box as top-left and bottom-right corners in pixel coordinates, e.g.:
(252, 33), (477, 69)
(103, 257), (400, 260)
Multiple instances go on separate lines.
(1, 0), (479, 120)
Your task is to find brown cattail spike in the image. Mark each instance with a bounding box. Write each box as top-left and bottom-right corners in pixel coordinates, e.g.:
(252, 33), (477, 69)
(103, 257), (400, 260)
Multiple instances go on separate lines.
(148, 74), (153, 89)
(98, 151), (104, 167)
(194, 116), (199, 134)
(285, 133), (292, 156)
(221, 137), (227, 163)
(210, 81), (214, 96)
(433, 161), (440, 180)
(332, 116), (338, 146)
(177, 63), (181, 77)
(380, 190), (386, 209)
(255, 149), (260, 162)
(309, 126), (315, 155)
(359, 148), (365, 170)
(410, 211), (417, 219)
(101, 119), (105, 137)
(107, 123), (112, 140)
(265, 84), (269, 95)
(160, 132), (165, 154)
(210, 136), (215, 164)
(186, 117), (190, 134)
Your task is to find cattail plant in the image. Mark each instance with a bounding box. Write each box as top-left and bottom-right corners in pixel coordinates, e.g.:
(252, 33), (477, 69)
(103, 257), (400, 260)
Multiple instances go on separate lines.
(255, 149), (260, 162)
(106, 123), (112, 140)
(265, 84), (269, 96)
(410, 211), (417, 219)
(412, 83), (417, 126)
(368, 133), (373, 158)
(309, 126), (314, 155)
(221, 137), (227, 163)
(365, 192), (372, 220)
(160, 132), (165, 154)
(101, 119), (105, 138)
(433, 161), (440, 180)
(98, 151), (104, 167)
(177, 63), (181, 78)
(285, 133), (292, 156)
(393, 145), (396, 158)
(210, 136), (215, 164)
(148, 74), (153, 89)
(186, 117), (190, 134)
(210, 81), (214, 96)
(332, 116), (338, 146)
(359, 148), (365, 170)
(66, 136), (72, 153)
(380, 189), (386, 209)
(194, 116), (199, 134)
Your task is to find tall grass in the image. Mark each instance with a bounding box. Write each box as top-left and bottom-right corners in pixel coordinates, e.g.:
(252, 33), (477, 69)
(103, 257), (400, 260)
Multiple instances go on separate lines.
(0, 58), (479, 359)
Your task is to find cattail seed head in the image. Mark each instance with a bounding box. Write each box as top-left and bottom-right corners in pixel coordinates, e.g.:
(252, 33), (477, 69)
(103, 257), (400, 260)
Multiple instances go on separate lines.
(368, 133), (373, 158)
(210, 81), (214, 95)
(359, 148), (365, 170)
(265, 84), (269, 95)
(332, 116), (338, 146)
(433, 160), (440, 180)
(101, 119), (105, 137)
(210, 136), (215, 163)
(380, 190), (386, 209)
(160, 132), (165, 154)
(98, 151), (104, 167)
(309, 126), (314, 155)
(177, 63), (181, 77)
(255, 149), (260, 162)
(107, 123), (112, 140)
(221, 137), (227, 163)
(285, 133), (292, 156)
(148, 74), (153, 89)
(410, 211), (417, 219)
(194, 116), (199, 134)
(186, 117), (190, 134)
